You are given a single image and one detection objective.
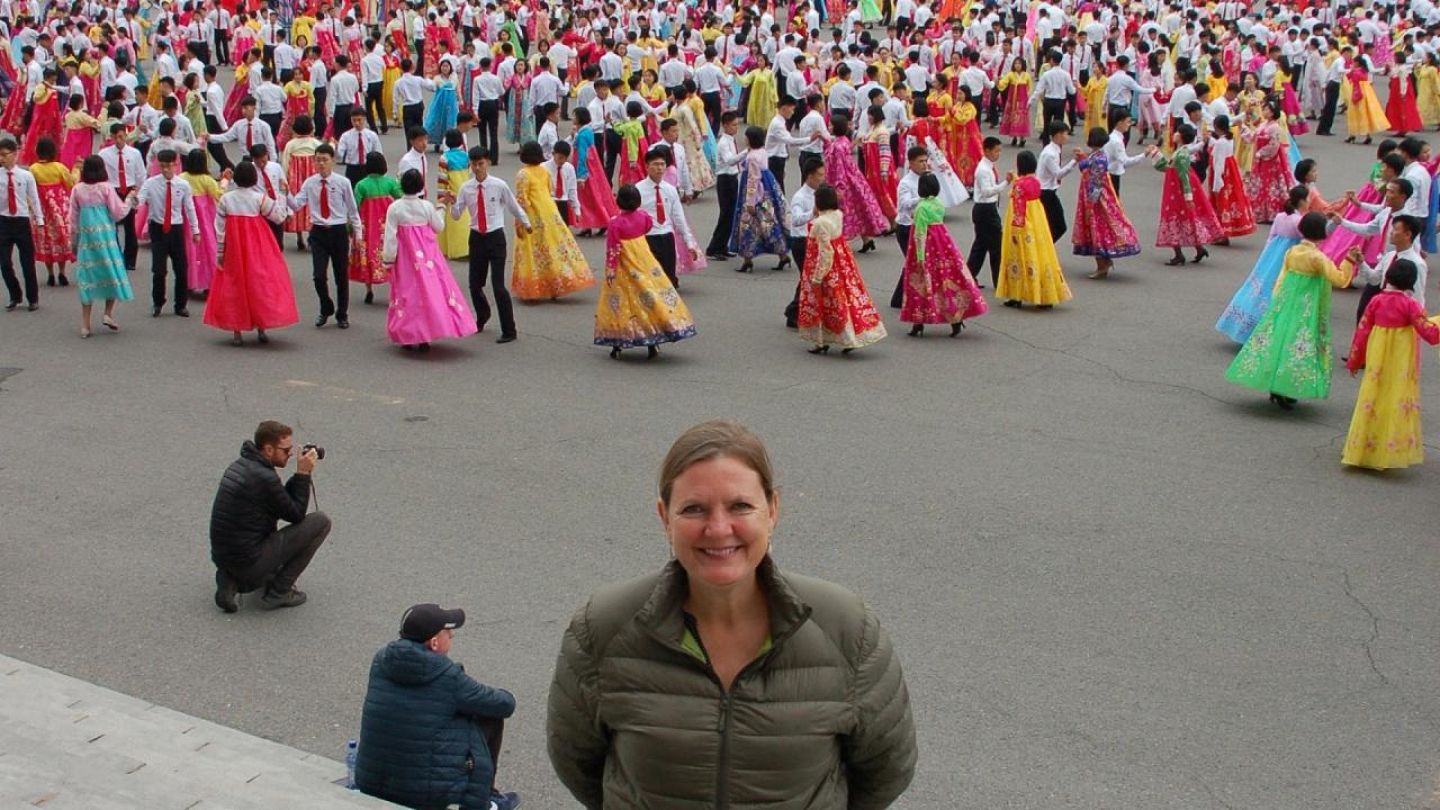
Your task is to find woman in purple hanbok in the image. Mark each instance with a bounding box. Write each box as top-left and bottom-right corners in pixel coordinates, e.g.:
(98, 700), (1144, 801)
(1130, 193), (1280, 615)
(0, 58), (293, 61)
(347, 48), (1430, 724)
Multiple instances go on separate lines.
(728, 125), (791, 272)
(820, 114), (891, 254)
(381, 170), (478, 351)
(1070, 127), (1141, 279)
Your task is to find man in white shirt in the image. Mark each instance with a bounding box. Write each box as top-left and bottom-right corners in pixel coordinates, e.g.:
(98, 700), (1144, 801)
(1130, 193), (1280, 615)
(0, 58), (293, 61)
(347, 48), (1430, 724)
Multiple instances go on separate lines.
(888, 145), (928, 309)
(1349, 214), (1428, 318)
(968, 137), (1007, 287)
(695, 47), (727, 133)
(1103, 55), (1155, 132)
(1033, 49), (1075, 144)
(284, 144), (362, 329)
(1317, 45), (1350, 136)
(392, 63), (436, 134)
(828, 64), (858, 124)
(335, 109), (382, 186)
(209, 98), (278, 172)
(474, 56), (504, 163)
(307, 48), (329, 138)
(528, 58), (565, 134)
(444, 147), (531, 341)
(766, 98), (813, 191)
(138, 149), (200, 317)
(1103, 112), (1153, 195)
(705, 112), (746, 260)
(98, 124), (143, 274)
(201, 66), (233, 172)
(1037, 121), (1078, 244)
(253, 68), (286, 139)
(782, 159), (826, 326)
(0, 135), (43, 310)
(325, 55), (362, 139)
(638, 144), (698, 288)
(1398, 139), (1433, 230)
(795, 94), (828, 170)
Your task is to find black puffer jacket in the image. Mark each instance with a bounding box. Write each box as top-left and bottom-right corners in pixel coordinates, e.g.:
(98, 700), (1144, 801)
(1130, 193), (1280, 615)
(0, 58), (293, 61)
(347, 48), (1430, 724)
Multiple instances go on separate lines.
(209, 441), (311, 570)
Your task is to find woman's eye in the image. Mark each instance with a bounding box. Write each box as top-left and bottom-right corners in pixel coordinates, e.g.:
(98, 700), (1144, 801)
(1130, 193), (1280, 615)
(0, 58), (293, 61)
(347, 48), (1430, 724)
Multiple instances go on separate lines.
(680, 505), (704, 515)
(730, 503), (755, 513)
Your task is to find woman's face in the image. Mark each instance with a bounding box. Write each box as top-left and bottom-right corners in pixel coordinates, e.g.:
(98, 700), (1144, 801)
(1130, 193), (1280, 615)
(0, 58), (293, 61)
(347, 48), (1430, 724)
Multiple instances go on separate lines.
(659, 456), (779, 590)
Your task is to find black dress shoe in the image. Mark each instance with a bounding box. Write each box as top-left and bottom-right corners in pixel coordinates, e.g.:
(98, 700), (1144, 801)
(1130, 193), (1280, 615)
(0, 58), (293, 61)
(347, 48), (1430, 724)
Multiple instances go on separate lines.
(336, 319), (349, 329)
(174, 308), (190, 317)
(5, 300), (18, 311)
(364, 290), (374, 304)
(315, 314), (329, 327)
(496, 333), (517, 344)
(152, 305), (162, 317)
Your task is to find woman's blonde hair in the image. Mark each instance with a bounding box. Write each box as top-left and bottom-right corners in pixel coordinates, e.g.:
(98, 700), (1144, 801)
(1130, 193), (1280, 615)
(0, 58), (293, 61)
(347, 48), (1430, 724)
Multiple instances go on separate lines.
(658, 420), (776, 507)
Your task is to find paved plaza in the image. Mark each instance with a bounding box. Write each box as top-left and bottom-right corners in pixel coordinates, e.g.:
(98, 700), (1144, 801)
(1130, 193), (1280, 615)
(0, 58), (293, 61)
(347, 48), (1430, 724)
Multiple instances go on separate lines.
(3, 123), (1440, 809)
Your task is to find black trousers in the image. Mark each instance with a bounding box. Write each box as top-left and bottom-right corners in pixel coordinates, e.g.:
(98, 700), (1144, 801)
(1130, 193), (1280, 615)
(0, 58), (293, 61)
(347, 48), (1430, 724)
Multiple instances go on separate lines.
(190, 43), (212, 68)
(1064, 92), (1079, 128)
(555, 200), (571, 226)
(1040, 189), (1067, 242)
(223, 512), (331, 594)
(215, 31), (231, 64)
(967, 202), (1002, 287)
(769, 155), (788, 192)
(1109, 173), (1122, 195)
(116, 210), (138, 272)
(468, 229), (515, 336)
(1356, 283), (1382, 323)
(603, 130), (622, 182)
(647, 233), (678, 286)
(986, 85), (1003, 125)
(477, 99), (501, 163)
(332, 103), (354, 140)
(0, 215), (37, 305)
(364, 82), (386, 132)
(402, 102), (424, 134)
(260, 112), (283, 141)
(413, 39), (426, 75)
(707, 174), (738, 255)
(344, 164), (366, 187)
(1040, 98), (1066, 143)
(701, 90), (722, 133)
(149, 224), (189, 308)
(889, 223), (910, 308)
(312, 87), (327, 137)
(1318, 80), (1341, 135)
(310, 224), (351, 320)
(205, 113), (235, 171)
(784, 234), (807, 325)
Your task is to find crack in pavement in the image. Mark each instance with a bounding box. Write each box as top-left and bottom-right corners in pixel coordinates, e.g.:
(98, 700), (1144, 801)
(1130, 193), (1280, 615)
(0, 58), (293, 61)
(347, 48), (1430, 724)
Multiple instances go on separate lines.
(1342, 571), (1389, 685)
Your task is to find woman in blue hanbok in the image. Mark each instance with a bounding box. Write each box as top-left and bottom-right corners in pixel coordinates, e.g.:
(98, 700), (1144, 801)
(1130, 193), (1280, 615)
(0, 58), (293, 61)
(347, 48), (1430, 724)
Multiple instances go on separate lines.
(424, 61), (459, 147)
(728, 126), (790, 270)
(1216, 186), (1309, 344)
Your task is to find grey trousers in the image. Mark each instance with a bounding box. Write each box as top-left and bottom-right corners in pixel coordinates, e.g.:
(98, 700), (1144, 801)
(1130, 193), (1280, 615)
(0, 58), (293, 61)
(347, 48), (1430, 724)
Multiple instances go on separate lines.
(225, 512), (331, 594)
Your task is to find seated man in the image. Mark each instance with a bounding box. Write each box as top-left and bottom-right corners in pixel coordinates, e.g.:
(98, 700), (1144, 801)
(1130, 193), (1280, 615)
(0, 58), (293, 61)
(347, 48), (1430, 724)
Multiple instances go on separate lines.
(209, 420), (330, 612)
(356, 604), (521, 810)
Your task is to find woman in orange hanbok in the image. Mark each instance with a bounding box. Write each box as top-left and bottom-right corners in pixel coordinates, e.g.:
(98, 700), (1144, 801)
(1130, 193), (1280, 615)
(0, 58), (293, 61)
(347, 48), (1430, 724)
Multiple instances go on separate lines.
(947, 87), (984, 187)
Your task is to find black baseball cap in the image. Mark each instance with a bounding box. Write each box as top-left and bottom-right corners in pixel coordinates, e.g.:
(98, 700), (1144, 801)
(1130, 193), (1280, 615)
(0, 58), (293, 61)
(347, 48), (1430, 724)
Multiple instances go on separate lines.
(400, 604), (466, 641)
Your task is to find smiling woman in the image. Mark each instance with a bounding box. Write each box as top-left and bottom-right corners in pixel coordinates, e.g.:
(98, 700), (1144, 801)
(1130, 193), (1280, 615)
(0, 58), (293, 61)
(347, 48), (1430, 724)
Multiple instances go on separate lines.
(546, 420), (918, 810)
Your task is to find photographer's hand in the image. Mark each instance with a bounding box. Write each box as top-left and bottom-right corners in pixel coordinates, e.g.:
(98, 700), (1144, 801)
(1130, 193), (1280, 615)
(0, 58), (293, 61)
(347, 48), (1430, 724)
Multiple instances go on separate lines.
(297, 448), (318, 475)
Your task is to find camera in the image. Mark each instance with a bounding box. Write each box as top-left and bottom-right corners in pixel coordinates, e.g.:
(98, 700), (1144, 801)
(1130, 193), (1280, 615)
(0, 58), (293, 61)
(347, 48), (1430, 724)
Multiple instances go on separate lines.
(302, 443), (326, 460)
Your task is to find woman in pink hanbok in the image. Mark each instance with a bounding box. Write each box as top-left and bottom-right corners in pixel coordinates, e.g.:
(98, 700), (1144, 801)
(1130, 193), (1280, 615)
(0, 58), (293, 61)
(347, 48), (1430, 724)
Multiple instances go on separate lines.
(182, 150), (222, 293)
(59, 94), (102, 170)
(382, 170), (477, 351)
(821, 115), (890, 253)
(1319, 142), (1396, 266)
(901, 173), (987, 336)
(1137, 53), (1170, 144)
(315, 13), (342, 68)
(659, 144), (707, 275)
(233, 19), (257, 67)
(1244, 101), (1293, 223)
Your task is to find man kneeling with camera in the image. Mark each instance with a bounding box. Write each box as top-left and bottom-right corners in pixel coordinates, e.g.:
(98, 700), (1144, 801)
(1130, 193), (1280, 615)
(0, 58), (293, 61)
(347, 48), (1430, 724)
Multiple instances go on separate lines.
(210, 420), (331, 613)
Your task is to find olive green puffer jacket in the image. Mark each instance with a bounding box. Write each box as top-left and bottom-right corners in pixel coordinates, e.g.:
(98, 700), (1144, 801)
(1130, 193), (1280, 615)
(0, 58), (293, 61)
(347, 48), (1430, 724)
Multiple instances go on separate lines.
(546, 557), (917, 809)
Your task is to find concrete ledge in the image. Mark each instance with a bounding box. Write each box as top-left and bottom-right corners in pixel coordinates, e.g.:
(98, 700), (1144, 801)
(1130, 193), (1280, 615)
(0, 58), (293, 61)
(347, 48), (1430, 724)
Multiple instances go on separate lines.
(0, 654), (398, 809)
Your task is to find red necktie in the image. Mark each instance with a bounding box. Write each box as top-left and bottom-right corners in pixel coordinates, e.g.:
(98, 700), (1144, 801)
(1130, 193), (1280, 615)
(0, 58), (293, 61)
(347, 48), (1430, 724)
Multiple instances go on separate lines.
(163, 179), (172, 233)
(117, 153), (127, 197)
(654, 181), (665, 224)
(554, 166), (563, 198)
(419, 154), (427, 193)
(475, 181), (489, 232)
(6, 170), (14, 215)
(320, 177), (331, 218)
(246, 121), (254, 149)
(262, 170), (276, 199)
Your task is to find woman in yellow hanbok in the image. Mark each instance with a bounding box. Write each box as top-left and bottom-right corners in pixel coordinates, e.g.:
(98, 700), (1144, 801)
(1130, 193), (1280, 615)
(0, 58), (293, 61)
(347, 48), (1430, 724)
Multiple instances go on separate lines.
(1344, 56), (1391, 141)
(511, 142), (595, 300)
(291, 13), (317, 50)
(996, 152), (1072, 308)
(1081, 70), (1108, 133)
(1235, 75), (1267, 170)
(593, 184), (696, 359)
(639, 69), (666, 111)
(438, 135), (471, 258)
(1416, 53), (1440, 127)
(382, 51), (403, 129)
(739, 55), (778, 125)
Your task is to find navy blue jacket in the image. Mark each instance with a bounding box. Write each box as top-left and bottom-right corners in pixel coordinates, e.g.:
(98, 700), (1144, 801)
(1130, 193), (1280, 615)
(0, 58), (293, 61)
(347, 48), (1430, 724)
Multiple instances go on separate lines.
(355, 639), (516, 809)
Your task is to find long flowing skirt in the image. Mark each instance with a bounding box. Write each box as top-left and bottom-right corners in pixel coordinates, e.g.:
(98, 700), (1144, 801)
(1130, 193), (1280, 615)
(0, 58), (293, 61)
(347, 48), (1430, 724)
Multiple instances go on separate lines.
(828, 151), (889, 239)
(20, 99), (60, 166)
(0, 83), (27, 133)
(73, 202), (133, 305)
(1071, 177), (1141, 259)
(79, 74), (101, 115)
(1155, 169), (1224, 247)
(33, 183), (74, 263)
(285, 154), (316, 233)
(727, 163), (788, 258)
(679, 126), (715, 193)
(349, 195), (393, 284)
(1213, 159), (1257, 238)
(424, 85), (458, 147)
(1343, 327), (1426, 469)
(1245, 151), (1292, 224)
(512, 195), (594, 300)
(1282, 84), (1309, 134)
(860, 142), (898, 220)
(901, 222), (988, 324)
(997, 199), (1072, 305)
(203, 213), (300, 332)
(59, 126), (93, 171)
(1345, 81), (1391, 137)
(223, 79), (250, 127)
(1318, 182), (1385, 265)
(574, 150), (620, 229)
(440, 167), (470, 258)
(798, 237), (887, 348)
(1225, 270), (1334, 400)
(188, 194), (220, 291)
(593, 235), (697, 348)
(386, 224), (478, 345)
(1215, 235), (1302, 344)
(1000, 85), (1030, 138)
(1384, 77), (1423, 133)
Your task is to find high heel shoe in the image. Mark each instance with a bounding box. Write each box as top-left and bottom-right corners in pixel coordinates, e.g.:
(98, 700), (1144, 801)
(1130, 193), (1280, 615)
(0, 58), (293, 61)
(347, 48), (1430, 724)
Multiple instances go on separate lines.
(647, 345), (659, 360)
(859, 240), (876, 254)
(1268, 393), (1297, 410)
(231, 335), (244, 346)
(1344, 136), (1356, 143)
(610, 346), (622, 359)
(950, 322), (964, 337)
(774, 256), (791, 271)
(808, 344), (830, 354)
(1194, 247), (1209, 263)
(364, 289), (375, 304)
(102, 317), (119, 331)
(841, 347), (855, 355)
(738, 260), (754, 273)
(1363, 136), (1373, 145)
(256, 330), (269, 344)
(907, 323), (923, 337)
(1164, 255), (1187, 266)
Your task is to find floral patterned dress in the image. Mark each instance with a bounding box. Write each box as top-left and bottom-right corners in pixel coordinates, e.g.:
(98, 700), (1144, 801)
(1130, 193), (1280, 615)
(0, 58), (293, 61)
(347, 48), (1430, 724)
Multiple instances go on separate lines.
(727, 149), (789, 259)
(1070, 151), (1140, 259)
(901, 197), (988, 326)
(1343, 291), (1440, 468)
(594, 208), (696, 349)
(798, 210), (886, 349)
(997, 175), (1072, 306)
(511, 164), (594, 300)
(1155, 147), (1224, 248)
(822, 135), (889, 240)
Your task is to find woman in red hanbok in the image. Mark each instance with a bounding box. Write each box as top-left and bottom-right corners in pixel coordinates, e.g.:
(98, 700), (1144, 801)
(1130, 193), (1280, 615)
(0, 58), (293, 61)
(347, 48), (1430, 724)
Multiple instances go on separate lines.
(1385, 61), (1424, 136)
(797, 185), (887, 354)
(947, 87), (985, 186)
(20, 77), (63, 167)
(1071, 128), (1141, 278)
(571, 109), (619, 234)
(0, 69), (26, 134)
(349, 153), (402, 302)
(225, 53), (261, 124)
(1155, 124), (1224, 265)
(1208, 117), (1256, 239)
(315, 13), (342, 68)
(30, 139), (75, 285)
(901, 174), (987, 335)
(861, 108), (898, 221)
(821, 115), (890, 252)
(203, 162), (300, 345)
(1244, 101), (1293, 224)
(997, 57), (1032, 144)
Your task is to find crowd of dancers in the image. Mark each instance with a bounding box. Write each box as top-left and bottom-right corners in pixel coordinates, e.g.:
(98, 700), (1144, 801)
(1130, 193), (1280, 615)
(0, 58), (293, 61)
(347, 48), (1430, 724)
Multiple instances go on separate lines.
(2, 0), (1440, 468)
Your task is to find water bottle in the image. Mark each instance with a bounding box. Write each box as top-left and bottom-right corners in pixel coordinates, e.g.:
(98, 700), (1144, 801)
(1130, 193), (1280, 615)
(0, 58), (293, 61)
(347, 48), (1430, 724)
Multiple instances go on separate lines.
(345, 739), (358, 789)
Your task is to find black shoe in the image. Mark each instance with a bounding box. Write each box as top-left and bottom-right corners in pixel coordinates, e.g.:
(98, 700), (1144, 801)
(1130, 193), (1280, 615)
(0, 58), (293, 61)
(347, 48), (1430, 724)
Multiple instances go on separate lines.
(46, 275), (55, 287)
(215, 570), (239, 614)
(907, 323), (923, 337)
(706, 252), (729, 261)
(260, 588), (307, 609)
(1269, 393), (1296, 411)
(610, 346), (621, 359)
(1193, 248), (1209, 264)
(58, 275), (69, 287)
(5, 300), (18, 311)
(1164, 255), (1187, 266)
(647, 345), (659, 360)
(152, 305), (162, 317)
(737, 260), (753, 273)
(315, 314), (329, 327)
(497, 333), (517, 344)
(174, 308), (190, 317)
(26, 303), (36, 311)
(256, 330), (269, 344)
(950, 322), (964, 337)
(1002, 299), (1021, 308)
(808, 344), (830, 354)
(336, 319), (349, 329)
(364, 290), (374, 304)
